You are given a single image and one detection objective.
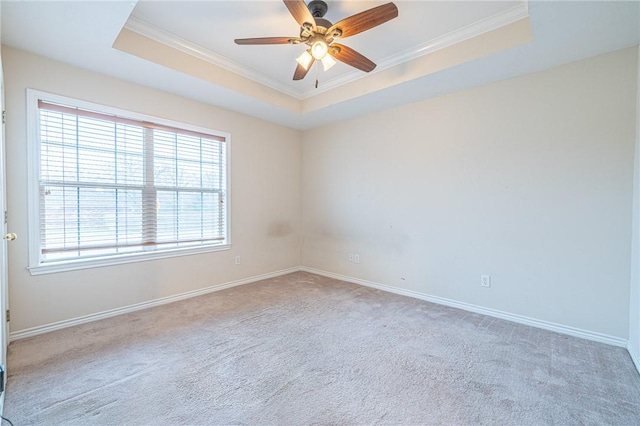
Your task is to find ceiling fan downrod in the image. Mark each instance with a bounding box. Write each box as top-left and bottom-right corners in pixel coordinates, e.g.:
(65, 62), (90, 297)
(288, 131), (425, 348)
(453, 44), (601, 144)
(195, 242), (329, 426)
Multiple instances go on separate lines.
(307, 0), (328, 18)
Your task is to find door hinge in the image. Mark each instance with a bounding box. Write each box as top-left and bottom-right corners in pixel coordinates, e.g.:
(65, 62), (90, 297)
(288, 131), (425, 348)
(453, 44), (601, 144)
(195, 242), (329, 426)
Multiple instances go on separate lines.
(4, 211), (7, 225)
(2, 111), (5, 125)
(5, 310), (9, 323)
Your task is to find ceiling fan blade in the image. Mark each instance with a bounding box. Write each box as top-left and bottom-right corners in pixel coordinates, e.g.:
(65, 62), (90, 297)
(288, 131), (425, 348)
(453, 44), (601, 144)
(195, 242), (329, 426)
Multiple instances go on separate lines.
(330, 43), (376, 72)
(283, 0), (316, 31)
(234, 37), (297, 45)
(328, 3), (398, 39)
(293, 59), (315, 80)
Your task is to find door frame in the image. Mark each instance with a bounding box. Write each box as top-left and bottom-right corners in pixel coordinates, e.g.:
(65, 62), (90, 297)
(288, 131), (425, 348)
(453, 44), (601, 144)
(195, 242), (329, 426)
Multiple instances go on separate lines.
(0, 29), (9, 411)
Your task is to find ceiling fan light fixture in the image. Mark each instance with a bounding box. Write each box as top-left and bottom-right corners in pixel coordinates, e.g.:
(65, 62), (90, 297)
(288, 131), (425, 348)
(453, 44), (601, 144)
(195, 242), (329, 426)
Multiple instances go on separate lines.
(311, 40), (329, 59)
(235, 0), (399, 82)
(321, 54), (336, 71)
(296, 50), (313, 70)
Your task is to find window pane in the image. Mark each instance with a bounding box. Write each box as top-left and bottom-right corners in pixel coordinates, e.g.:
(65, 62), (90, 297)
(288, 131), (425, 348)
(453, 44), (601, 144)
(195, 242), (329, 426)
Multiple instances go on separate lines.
(155, 155), (176, 187)
(176, 159), (201, 188)
(177, 192), (202, 240)
(116, 124), (144, 185)
(116, 190), (143, 245)
(77, 188), (117, 247)
(153, 130), (176, 160)
(202, 162), (220, 189)
(176, 134), (201, 161)
(116, 153), (144, 186)
(41, 143), (78, 182)
(36, 96), (228, 265)
(77, 147), (115, 184)
(41, 185), (79, 251)
(203, 192), (224, 239)
(77, 117), (114, 151)
(157, 190), (177, 243)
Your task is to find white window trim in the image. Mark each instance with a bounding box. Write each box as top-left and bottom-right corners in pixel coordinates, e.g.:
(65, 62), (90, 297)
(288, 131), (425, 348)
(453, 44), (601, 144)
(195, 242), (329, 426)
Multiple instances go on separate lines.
(26, 89), (232, 276)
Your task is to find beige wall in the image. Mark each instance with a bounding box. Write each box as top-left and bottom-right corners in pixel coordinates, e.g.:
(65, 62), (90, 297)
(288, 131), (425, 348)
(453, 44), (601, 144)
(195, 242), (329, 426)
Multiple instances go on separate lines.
(302, 47), (638, 339)
(4, 44), (639, 344)
(3, 47), (302, 332)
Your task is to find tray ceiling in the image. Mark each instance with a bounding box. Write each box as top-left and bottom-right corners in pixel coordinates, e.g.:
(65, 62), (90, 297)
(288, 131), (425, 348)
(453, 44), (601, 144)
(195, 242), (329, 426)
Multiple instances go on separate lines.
(2, 1), (639, 130)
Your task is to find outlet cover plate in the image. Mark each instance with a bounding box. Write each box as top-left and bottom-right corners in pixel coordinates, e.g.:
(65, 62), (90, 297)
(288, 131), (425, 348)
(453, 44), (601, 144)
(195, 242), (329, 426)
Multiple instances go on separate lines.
(481, 275), (491, 288)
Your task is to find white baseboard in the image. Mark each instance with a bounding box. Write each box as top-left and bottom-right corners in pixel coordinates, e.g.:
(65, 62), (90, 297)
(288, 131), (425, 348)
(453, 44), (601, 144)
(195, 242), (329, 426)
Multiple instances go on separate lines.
(9, 267), (300, 341)
(9, 265), (631, 352)
(628, 341), (640, 372)
(301, 267), (629, 348)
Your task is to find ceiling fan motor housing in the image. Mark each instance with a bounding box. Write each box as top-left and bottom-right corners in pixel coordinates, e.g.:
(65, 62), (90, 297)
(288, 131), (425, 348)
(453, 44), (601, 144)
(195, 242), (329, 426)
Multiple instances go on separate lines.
(314, 18), (332, 32)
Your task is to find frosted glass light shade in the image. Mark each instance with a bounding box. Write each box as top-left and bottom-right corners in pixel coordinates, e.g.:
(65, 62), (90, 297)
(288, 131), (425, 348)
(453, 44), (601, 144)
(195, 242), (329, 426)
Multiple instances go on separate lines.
(321, 55), (336, 71)
(311, 41), (328, 59)
(296, 50), (313, 70)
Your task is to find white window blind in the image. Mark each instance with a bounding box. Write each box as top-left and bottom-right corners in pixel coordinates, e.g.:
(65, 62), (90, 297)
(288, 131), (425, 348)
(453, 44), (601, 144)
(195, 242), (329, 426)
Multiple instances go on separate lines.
(34, 98), (228, 266)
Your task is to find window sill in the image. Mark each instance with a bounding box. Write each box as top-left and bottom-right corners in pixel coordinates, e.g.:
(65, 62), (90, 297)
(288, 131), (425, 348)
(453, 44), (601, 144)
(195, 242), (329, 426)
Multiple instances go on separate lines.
(27, 243), (231, 276)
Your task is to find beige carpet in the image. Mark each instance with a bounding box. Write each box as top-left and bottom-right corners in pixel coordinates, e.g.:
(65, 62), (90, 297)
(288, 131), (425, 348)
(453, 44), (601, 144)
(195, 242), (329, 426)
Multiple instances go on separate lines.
(4, 271), (640, 425)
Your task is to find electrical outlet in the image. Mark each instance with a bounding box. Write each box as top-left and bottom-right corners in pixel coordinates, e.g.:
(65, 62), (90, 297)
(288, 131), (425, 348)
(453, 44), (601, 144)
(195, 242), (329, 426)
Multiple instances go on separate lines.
(354, 254), (360, 264)
(349, 253), (354, 262)
(235, 256), (241, 265)
(481, 275), (491, 288)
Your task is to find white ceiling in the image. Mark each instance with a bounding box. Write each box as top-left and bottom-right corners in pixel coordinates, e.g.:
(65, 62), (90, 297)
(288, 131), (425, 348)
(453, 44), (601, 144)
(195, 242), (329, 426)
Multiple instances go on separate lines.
(126, 1), (524, 98)
(2, 1), (639, 130)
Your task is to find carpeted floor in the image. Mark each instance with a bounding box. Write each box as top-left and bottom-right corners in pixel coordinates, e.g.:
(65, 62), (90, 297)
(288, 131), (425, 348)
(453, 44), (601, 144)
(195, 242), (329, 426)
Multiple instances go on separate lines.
(4, 271), (640, 425)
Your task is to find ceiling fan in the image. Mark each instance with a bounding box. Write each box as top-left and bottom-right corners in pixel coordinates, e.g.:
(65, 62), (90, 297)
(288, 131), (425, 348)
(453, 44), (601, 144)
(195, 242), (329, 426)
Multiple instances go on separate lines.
(234, 0), (398, 82)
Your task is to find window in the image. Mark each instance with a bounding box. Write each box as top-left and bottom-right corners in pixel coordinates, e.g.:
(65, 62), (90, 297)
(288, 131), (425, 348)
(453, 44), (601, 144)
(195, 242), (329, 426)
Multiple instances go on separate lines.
(27, 90), (230, 274)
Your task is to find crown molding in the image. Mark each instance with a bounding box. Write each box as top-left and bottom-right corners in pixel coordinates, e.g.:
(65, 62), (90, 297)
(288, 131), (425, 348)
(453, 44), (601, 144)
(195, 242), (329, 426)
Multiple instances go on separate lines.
(302, 2), (530, 98)
(123, 16), (305, 99)
(123, 2), (529, 101)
